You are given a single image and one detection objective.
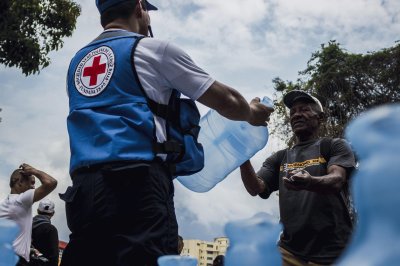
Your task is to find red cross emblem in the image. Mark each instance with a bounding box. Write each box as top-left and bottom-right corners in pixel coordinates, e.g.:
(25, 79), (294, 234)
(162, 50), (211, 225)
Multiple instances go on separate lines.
(83, 55), (106, 86)
(74, 46), (115, 97)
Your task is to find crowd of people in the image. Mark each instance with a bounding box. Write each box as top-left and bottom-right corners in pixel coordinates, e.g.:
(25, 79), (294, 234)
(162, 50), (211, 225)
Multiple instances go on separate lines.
(0, 0), (358, 265)
(0, 164), (58, 265)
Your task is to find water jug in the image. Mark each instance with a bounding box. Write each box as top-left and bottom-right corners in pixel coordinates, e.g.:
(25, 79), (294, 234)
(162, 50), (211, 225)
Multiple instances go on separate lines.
(338, 104), (400, 266)
(157, 255), (197, 266)
(224, 212), (281, 266)
(177, 96), (273, 192)
(0, 219), (19, 266)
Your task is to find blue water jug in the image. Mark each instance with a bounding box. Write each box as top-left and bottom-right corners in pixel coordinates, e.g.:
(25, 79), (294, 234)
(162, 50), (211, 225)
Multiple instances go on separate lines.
(224, 212), (281, 266)
(0, 219), (19, 266)
(338, 104), (400, 266)
(177, 96), (273, 192)
(157, 255), (197, 266)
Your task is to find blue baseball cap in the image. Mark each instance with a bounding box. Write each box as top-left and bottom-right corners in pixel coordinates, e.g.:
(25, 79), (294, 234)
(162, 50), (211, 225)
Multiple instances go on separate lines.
(96, 0), (158, 14)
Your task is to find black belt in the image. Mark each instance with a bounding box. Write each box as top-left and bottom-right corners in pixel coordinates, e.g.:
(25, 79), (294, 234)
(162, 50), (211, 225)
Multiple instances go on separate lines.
(71, 160), (152, 177)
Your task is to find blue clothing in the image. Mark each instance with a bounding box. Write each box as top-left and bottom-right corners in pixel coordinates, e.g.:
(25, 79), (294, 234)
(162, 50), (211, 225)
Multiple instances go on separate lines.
(67, 32), (155, 174)
(63, 31), (183, 266)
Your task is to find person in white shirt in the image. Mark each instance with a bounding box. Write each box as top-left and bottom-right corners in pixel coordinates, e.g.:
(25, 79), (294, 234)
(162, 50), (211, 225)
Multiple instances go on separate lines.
(0, 163), (57, 266)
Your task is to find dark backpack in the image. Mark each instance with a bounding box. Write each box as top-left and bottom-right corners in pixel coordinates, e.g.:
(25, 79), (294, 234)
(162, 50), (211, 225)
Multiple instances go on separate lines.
(148, 90), (204, 176)
(275, 138), (357, 227)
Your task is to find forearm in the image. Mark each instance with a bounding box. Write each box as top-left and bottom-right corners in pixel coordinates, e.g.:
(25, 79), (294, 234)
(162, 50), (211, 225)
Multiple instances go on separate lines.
(198, 81), (252, 121)
(308, 173), (345, 193)
(285, 165), (347, 193)
(240, 160), (265, 196)
(32, 169), (57, 202)
(34, 170), (58, 190)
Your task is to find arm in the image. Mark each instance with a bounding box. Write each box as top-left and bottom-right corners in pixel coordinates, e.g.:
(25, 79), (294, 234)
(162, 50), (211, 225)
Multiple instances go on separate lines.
(240, 160), (267, 196)
(20, 163), (57, 202)
(197, 81), (273, 126)
(284, 138), (355, 193)
(283, 164), (346, 193)
(143, 41), (273, 125)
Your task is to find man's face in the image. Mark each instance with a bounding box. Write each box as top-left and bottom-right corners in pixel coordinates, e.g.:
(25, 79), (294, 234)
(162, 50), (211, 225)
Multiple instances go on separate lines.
(289, 100), (321, 136)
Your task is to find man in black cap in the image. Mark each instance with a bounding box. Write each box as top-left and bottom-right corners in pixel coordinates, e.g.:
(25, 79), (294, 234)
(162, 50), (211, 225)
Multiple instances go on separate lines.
(240, 90), (356, 265)
(61, 1), (273, 265)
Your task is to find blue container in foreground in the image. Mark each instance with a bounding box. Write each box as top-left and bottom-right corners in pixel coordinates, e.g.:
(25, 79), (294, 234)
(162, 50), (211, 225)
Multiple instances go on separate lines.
(157, 255), (197, 266)
(0, 219), (19, 266)
(338, 104), (400, 266)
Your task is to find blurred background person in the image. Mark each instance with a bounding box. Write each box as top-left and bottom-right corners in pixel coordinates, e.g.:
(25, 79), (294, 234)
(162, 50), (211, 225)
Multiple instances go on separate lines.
(32, 199), (59, 266)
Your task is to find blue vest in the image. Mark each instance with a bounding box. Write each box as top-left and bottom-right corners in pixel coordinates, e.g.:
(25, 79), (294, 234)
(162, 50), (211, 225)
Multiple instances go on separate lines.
(67, 32), (156, 174)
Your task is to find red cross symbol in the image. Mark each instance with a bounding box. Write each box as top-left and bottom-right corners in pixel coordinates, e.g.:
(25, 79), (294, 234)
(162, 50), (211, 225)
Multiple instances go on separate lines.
(83, 55), (106, 86)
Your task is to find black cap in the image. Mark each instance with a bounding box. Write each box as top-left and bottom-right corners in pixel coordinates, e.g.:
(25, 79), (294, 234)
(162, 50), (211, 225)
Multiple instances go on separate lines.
(283, 90), (324, 113)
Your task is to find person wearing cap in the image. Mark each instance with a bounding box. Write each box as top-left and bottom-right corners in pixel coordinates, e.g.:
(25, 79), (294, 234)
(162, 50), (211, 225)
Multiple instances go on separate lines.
(240, 90), (356, 265)
(0, 164), (57, 266)
(61, 0), (273, 265)
(31, 199), (59, 266)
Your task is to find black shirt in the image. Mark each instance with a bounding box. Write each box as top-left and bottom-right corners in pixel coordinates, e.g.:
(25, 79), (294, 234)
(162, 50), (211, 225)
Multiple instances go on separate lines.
(32, 215), (59, 266)
(257, 138), (356, 264)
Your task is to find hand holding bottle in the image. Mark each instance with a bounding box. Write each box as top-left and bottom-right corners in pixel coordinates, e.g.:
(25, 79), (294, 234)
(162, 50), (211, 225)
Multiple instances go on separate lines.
(248, 97), (275, 126)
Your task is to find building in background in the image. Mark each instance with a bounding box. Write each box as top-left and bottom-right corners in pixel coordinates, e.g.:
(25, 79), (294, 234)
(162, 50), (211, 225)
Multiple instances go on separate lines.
(181, 237), (229, 266)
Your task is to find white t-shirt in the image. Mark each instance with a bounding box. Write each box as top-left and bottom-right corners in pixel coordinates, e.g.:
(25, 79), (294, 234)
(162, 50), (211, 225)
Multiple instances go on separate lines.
(107, 29), (215, 143)
(0, 189), (35, 261)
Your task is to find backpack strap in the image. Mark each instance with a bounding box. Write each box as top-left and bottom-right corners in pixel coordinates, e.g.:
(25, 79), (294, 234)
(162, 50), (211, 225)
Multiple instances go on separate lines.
(146, 90), (184, 156)
(319, 137), (332, 160)
(320, 137), (356, 227)
(276, 148), (286, 168)
(91, 30), (139, 42)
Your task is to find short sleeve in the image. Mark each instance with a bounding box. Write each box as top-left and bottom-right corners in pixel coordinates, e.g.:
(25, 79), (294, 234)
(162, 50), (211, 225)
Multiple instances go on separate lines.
(160, 42), (215, 100)
(257, 151), (281, 198)
(328, 138), (356, 178)
(18, 189), (34, 208)
(134, 38), (215, 102)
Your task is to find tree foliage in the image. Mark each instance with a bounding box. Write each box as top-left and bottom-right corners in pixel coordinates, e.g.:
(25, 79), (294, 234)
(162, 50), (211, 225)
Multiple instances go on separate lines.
(0, 0), (81, 75)
(271, 40), (400, 145)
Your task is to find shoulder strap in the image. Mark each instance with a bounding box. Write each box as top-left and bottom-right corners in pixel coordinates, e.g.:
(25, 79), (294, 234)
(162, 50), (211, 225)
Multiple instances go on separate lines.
(320, 137), (333, 162)
(277, 138), (333, 165)
(276, 149), (286, 165)
(91, 30), (139, 43)
(320, 137), (356, 226)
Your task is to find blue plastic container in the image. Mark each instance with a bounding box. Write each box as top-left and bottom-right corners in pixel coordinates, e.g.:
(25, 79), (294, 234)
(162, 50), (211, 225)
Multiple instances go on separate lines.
(338, 104), (400, 266)
(157, 255), (197, 266)
(224, 212), (281, 266)
(177, 96), (273, 192)
(0, 219), (19, 266)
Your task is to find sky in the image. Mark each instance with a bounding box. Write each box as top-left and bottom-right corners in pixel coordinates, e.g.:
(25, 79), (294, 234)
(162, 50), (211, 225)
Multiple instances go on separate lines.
(0, 0), (399, 242)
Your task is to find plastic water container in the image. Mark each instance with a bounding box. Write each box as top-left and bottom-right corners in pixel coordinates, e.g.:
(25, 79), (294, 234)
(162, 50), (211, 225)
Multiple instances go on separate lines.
(177, 96), (273, 192)
(157, 255), (197, 266)
(224, 213), (281, 266)
(0, 219), (19, 266)
(338, 104), (400, 266)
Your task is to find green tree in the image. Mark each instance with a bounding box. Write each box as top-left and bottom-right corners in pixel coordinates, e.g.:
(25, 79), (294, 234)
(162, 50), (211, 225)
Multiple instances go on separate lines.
(271, 40), (400, 145)
(0, 0), (81, 75)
